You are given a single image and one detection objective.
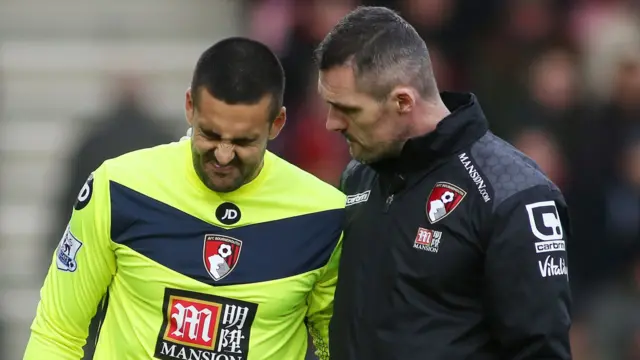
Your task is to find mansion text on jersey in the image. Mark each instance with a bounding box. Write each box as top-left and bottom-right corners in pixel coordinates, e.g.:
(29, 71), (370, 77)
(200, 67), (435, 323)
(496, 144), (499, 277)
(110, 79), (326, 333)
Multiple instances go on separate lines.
(159, 342), (243, 360)
(458, 153), (491, 202)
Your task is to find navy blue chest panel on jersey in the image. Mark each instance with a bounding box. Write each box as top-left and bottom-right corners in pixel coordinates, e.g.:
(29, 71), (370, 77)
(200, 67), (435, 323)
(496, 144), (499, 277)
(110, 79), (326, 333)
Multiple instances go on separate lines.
(109, 181), (344, 286)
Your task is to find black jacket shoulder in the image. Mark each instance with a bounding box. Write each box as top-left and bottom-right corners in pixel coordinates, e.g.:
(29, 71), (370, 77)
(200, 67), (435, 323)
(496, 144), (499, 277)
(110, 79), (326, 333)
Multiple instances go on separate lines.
(340, 160), (367, 192)
(462, 132), (562, 212)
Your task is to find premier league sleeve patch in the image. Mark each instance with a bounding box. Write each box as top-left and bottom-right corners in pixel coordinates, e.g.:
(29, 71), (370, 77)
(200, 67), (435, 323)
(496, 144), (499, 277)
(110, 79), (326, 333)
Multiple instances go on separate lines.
(56, 226), (83, 272)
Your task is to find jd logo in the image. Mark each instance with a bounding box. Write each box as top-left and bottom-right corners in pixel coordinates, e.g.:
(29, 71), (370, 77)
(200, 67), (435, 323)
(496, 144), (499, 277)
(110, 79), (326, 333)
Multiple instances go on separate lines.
(216, 202), (241, 225)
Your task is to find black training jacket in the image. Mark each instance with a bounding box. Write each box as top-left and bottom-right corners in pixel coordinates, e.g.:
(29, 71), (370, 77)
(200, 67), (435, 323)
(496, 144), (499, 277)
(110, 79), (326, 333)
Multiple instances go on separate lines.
(329, 92), (572, 360)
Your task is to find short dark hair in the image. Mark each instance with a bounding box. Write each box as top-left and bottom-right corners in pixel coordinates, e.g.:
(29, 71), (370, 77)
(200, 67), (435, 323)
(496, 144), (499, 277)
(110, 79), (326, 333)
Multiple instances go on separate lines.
(314, 6), (437, 100)
(191, 37), (285, 121)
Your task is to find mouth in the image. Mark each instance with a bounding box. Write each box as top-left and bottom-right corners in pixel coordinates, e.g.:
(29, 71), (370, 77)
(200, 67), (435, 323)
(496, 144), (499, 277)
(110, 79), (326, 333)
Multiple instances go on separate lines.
(205, 162), (237, 175)
(343, 133), (356, 144)
(346, 137), (360, 147)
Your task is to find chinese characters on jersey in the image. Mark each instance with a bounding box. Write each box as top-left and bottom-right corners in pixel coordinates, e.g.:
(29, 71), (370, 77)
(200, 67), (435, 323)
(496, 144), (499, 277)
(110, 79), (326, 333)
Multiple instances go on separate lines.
(155, 288), (258, 360)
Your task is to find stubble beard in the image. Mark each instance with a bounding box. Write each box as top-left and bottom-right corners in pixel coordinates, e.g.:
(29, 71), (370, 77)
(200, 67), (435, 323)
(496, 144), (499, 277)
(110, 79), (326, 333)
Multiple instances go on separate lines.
(191, 150), (245, 193)
(353, 140), (405, 164)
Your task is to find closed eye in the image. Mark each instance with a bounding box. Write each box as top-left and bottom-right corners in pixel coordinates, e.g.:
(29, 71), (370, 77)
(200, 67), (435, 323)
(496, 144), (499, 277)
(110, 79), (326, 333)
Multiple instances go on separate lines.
(329, 101), (360, 115)
(233, 138), (258, 146)
(198, 127), (258, 146)
(199, 128), (222, 140)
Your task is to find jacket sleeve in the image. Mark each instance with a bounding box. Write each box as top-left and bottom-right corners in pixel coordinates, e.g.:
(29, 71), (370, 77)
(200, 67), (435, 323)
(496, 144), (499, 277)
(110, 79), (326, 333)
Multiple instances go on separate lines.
(306, 234), (343, 360)
(484, 185), (572, 360)
(24, 166), (116, 360)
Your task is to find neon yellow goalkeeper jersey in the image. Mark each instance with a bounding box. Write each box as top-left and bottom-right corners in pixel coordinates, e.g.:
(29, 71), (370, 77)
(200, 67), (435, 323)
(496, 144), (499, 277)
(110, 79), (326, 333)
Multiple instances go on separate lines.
(24, 139), (345, 360)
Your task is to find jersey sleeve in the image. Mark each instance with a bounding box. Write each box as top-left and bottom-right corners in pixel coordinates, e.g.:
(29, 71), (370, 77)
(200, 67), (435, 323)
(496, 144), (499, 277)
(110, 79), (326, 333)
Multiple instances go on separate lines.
(484, 186), (572, 360)
(306, 233), (343, 360)
(24, 165), (116, 360)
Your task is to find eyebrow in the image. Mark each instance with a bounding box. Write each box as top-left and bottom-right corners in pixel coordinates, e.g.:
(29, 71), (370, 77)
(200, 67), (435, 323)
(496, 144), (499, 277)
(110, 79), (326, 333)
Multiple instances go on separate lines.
(199, 127), (259, 143)
(327, 101), (360, 112)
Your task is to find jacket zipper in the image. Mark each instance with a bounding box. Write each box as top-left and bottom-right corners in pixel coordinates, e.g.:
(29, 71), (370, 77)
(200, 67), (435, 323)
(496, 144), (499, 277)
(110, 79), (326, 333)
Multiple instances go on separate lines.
(383, 173), (405, 213)
(383, 193), (394, 213)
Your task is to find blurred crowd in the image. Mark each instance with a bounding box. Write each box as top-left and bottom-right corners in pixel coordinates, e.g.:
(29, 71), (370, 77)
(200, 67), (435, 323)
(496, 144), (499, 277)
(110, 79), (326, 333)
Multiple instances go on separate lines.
(35, 0), (640, 359)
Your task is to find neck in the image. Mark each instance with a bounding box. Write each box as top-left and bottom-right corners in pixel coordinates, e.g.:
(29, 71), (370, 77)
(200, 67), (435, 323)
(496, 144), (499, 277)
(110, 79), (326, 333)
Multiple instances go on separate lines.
(405, 97), (450, 140)
(377, 96), (451, 161)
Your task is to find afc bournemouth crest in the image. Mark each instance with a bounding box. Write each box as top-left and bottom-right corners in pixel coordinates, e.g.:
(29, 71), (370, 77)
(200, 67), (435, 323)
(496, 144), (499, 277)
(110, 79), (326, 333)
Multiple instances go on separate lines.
(203, 234), (242, 281)
(426, 182), (466, 223)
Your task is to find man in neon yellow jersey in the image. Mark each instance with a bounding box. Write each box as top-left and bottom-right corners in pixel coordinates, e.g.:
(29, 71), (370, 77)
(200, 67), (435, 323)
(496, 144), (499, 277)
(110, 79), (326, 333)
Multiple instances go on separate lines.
(24, 37), (344, 360)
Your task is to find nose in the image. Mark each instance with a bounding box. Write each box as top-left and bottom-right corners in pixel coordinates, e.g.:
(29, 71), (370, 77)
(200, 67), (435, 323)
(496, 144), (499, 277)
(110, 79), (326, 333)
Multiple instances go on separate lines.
(214, 143), (235, 166)
(325, 109), (347, 132)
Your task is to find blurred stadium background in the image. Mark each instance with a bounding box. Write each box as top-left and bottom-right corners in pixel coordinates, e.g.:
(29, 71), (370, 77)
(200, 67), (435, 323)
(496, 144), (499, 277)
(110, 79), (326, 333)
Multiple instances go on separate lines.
(1, 0), (639, 359)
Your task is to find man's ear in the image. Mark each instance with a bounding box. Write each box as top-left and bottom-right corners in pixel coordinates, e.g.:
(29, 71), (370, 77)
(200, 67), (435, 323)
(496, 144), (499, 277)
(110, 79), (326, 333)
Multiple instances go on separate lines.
(269, 107), (287, 140)
(185, 87), (194, 126)
(389, 87), (416, 115)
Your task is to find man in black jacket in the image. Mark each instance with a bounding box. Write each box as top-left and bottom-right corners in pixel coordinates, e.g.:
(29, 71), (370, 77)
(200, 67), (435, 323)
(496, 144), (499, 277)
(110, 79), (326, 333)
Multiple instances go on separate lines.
(315, 6), (572, 360)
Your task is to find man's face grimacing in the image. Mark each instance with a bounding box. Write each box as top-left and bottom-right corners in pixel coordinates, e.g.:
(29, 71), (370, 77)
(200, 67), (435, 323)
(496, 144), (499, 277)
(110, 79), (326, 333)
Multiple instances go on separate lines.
(318, 65), (415, 164)
(185, 87), (285, 192)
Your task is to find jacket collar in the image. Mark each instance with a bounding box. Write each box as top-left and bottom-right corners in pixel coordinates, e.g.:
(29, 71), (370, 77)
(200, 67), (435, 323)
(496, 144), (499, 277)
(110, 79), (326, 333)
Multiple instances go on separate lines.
(370, 92), (489, 173)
